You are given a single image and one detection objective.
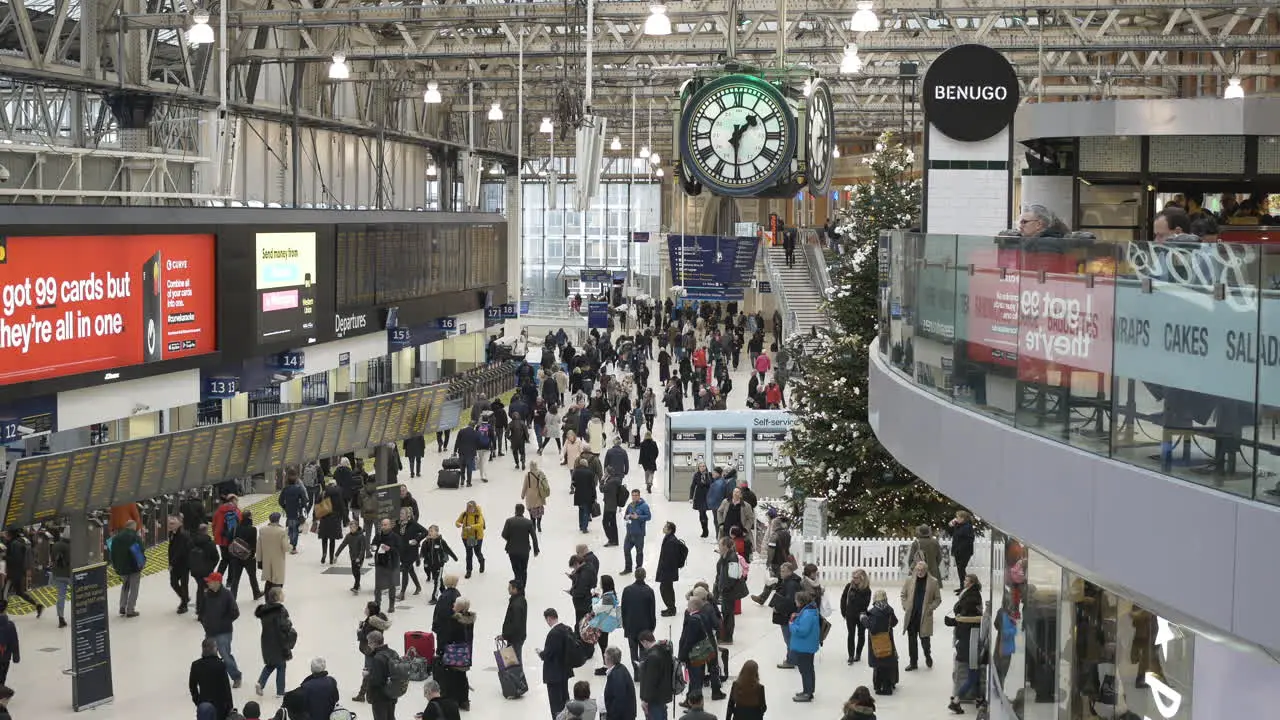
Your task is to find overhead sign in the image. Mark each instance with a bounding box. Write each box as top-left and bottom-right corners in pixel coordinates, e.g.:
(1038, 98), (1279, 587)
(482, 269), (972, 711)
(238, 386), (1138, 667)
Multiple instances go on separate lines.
(580, 269), (613, 284)
(587, 302), (610, 329)
(501, 303), (518, 319)
(758, 281), (772, 294)
(0, 395), (57, 442)
(256, 231), (318, 344)
(388, 326), (413, 350)
(0, 233), (216, 386)
(333, 310), (375, 339)
(484, 306), (503, 327)
(71, 562), (114, 711)
(922, 43), (1020, 143)
(271, 351), (305, 374)
(632, 231), (651, 243)
(668, 235), (760, 290)
(436, 317), (458, 331)
(204, 376), (240, 399)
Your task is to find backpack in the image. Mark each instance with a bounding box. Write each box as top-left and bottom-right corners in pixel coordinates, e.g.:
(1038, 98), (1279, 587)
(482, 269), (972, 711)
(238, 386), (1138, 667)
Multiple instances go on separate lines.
(566, 635), (594, 669)
(223, 508), (240, 537)
(673, 538), (689, 569)
(476, 424), (492, 449)
(614, 482), (628, 507)
(382, 648), (411, 698)
(302, 463), (320, 487)
(534, 471), (551, 498)
(671, 657), (688, 696)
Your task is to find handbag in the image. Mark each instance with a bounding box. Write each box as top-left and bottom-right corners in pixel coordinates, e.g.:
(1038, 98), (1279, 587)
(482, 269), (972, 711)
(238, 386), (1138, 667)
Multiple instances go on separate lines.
(689, 637), (717, 667)
(818, 616), (832, 645)
(314, 496), (334, 519)
(870, 632), (893, 659)
(229, 537), (253, 562)
(442, 641), (473, 669)
(590, 501), (602, 518)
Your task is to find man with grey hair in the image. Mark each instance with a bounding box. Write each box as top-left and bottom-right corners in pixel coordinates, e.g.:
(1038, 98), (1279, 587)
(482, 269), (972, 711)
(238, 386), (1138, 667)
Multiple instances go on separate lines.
(602, 645), (636, 720)
(108, 519), (145, 617)
(422, 677), (462, 720)
(294, 656), (339, 720)
(1018, 204), (1060, 238)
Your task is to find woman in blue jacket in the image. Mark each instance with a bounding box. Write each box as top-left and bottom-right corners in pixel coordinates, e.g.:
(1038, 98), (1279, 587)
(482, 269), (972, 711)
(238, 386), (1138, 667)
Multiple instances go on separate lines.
(787, 590), (822, 702)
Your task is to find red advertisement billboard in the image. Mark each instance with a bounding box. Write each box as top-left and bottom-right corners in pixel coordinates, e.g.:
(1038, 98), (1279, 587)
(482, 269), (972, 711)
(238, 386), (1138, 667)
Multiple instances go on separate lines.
(0, 233), (216, 385)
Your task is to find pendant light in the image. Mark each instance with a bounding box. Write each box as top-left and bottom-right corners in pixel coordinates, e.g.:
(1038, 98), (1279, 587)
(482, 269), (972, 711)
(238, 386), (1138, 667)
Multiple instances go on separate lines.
(655, 168), (665, 177)
(426, 163), (438, 177)
(610, 136), (622, 151)
(644, 4), (672, 36)
(650, 152), (661, 166)
(540, 117), (554, 133)
(423, 82), (442, 104)
(840, 45), (863, 74)
(851, 1), (879, 33)
(328, 53), (349, 80)
(187, 10), (214, 45)
(1224, 77), (1245, 99)
(639, 145), (650, 159)
(488, 102), (504, 121)
(490, 162), (504, 175)
(832, 147), (841, 158)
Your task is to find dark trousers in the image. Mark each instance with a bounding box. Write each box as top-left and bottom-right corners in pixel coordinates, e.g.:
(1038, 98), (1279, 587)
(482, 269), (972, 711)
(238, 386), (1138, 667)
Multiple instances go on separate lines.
(719, 595), (736, 642)
(509, 552), (530, 588)
(907, 630), (932, 666)
(547, 680), (569, 719)
(424, 565), (442, 599)
(169, 567), (189, 607)
(602, 510), (619, 544)
(436, 430), (451, 452)
(623, 532), (644, 571)
(493, 429), (506, 454)
(660, 581), (676, 612)
(696, 509), (709, 537)
(216, 545), (232, 574)
(846, 617), (866, 659)
(191, 573), (209, 615)
(954, 554), (970, 583)
(400, 565), (421, 594)
(408, 456), (423, 477)
(573, 596), (592, 629)
(227, 557), (260, 600)
(371, 699), (397, 720)
(464, 540), (485, 573)
(512, 443), (526, 467)
(627, 636), (641, 669)
(351, 561), (364, 590)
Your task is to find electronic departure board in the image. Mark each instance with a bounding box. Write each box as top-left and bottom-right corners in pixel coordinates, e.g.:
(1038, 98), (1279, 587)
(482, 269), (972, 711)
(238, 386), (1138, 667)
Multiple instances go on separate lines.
(433, 397), (465, 434)
(225, 421), (255, 478)
(318, 404), (345, 458)
(396, 390), (422, 440)
(33, 453), (72, 522)
(63, 449), (98, 514)
(162, 432), (193, 496)
(384, 394), (407, 443)
(352, 400), (378, 452)
(206, 423), (235, 483)
(245, 417), (276, 477)
(336, 402), (362, 455)
(411, 388), (435, 435)
(303, 408), (327, 461)
(185, 427), (216, 492)
(369, 396), (393, 447)
(268, 415), (294, 471)
(135, 436), (172, 501)
(3, 456), (44, 527)
(115, 441), (147, 505)
(87, 445), (123, 510)
(285, 411), (310, 466)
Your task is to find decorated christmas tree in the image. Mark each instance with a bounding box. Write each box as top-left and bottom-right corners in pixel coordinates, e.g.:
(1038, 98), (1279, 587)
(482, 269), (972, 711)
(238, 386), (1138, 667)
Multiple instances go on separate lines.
(782, 132), (964, 537)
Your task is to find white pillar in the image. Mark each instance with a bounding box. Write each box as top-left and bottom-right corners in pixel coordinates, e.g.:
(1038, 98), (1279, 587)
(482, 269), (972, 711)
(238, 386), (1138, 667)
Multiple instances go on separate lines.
(923, 125), (1012, 235)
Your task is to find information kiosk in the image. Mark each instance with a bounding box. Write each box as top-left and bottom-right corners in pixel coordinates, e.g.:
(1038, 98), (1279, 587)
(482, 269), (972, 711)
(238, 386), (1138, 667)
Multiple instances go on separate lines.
(664, 410), (795, 501)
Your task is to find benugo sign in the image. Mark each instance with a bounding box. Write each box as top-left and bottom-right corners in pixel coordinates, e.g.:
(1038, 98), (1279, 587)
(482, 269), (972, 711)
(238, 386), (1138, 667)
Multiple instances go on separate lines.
(922, 44), (1021, 143)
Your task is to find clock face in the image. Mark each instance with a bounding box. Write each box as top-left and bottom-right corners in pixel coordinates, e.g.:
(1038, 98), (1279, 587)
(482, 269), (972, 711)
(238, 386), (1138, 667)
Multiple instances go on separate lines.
(681, 76), (796, 196)
(806, 79), (835, 197)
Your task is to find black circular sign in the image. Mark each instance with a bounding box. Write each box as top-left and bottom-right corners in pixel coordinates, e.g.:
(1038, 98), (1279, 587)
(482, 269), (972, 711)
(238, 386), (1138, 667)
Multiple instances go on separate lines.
(922, 44), (1020, 143)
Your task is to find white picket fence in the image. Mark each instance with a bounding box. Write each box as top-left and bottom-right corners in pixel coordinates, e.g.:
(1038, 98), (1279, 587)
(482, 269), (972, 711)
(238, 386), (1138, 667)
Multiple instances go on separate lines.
(768, 534), (1000, 585)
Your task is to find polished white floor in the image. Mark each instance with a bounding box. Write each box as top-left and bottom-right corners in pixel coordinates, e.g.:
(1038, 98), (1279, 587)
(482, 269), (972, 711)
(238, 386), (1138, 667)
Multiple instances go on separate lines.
(10, 357), (964, 719)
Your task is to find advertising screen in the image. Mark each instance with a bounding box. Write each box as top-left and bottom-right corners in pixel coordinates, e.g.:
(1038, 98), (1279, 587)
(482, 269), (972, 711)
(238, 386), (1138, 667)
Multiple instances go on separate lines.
(0, 234), (217, 386)
(255, 232), (318, 344)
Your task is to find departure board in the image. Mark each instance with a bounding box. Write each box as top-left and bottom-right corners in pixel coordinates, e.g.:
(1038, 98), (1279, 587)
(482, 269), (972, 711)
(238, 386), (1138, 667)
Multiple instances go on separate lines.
(3, 456), (44, 527)
(433, 397), (466, 433)
(409, 388), (432, 435)
(352, 399), (378, 452)
(115, 440), (148, 504)
(384, 394), (407, 443)
(318, 404), (345, 458)
(185, 426), (216, 491)
(369, 396), (393, 446)
(245, 418), (276, 476)
(284, 410), (311, 466)
(162, 432), (193, 495)
(87, 444), (122, 510)
(397, 390), (423, 440)
(335, 402), (362, 454)
(62, 448), (98, 514)
(33, 453), (72, 522)
(303, 407), (329, 461)
(206, 423), (236, 482)
(225, 421), (255, 478)
(268, 415), (292, 469)
(135, 436), (172, 501)
(422, 388), (450, 433)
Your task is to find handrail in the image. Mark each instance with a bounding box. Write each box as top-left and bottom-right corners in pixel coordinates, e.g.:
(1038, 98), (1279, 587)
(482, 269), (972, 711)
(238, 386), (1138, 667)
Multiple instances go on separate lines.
(802, 230), (834, 298)
(761, 240), (799, 341)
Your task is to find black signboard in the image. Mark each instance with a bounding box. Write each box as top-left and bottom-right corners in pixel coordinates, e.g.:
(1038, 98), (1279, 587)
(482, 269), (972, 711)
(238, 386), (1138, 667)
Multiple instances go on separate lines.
(753, 429), (789, 442)
(135, 436), (172, 501)
(71, 562), (114, 711)
(352, 399), (378, 452)
(285, 411), (311, 466)
(225, 421), (255, 478)
(374, 484), (403, 525)
(712, 430), (747, 441)
(384, 394), (407, 443)
(673, 431), (708, 442)
(319, 403), (345, 458)
(206, 423), (236, 484)
(162, 432), (193, 495)
(369, 396), (393, 447)
(268, 415), (293, 469)
(431, 397), (465, 434)
(3, 456), (44, 527)
(336, 402), (362, 454)
(87, 445), (122, 511)
(921, 43), (1020, 143)
(33, 453), (71, 522)
(246, 417), (277, 476)
(185, 426), (216, 491)
(115, 440), (147, 504)
(63, 449), (98, 515)
(303, 407), (329, 461)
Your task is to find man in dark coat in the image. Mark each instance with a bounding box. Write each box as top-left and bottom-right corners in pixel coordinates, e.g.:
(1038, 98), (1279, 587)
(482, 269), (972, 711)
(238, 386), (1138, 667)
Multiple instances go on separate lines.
(500, 504), (540, 589)
(253, 587), (296, 695)
(403, 434), (427, 479)
(188, 524), (220, 617)
(655, 522), (686, 617)
(637, 630), (675, 719)
(190, 637), (234, 720)
(538, 608), (575, 719)
(199, 572), (244, 688)
(501, 580), (529, 664)
(620, 568), (657, 671)
(453, 423), (482, 487)
(168, 516), (193, 614)
(365, 630), (400, 720)
(372, 519), (403, 614)
(571, 458), (598, 533)
(296, 657), (340, 720)
(602, 647), (637, 720)
(508, 412), (530, 470)
(490, 399), (510, 457)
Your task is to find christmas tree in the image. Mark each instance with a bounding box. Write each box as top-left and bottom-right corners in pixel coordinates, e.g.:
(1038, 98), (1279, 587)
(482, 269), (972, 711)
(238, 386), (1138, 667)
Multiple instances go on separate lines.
(782, 132), (964, 537)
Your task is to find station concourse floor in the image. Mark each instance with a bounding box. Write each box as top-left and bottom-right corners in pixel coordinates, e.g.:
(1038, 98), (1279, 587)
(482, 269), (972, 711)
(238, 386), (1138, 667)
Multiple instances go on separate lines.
(12, 355), (961, 720)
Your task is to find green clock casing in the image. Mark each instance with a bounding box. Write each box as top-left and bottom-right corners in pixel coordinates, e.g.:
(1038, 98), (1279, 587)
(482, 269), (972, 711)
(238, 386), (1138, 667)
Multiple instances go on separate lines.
(674, 78), (703, 197)
(805, 77), (835, 198)
(678, 74), (798, 198)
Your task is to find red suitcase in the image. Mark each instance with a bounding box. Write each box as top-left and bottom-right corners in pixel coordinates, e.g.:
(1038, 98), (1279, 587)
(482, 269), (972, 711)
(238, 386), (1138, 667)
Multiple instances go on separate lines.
(405, 630), (435, 659)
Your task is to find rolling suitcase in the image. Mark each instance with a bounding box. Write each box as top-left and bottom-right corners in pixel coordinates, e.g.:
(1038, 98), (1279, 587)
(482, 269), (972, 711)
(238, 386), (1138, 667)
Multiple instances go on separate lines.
(494, 636), (527, 697)
(437, 468), (462, 489)
(405, 630), (436, 659)
(442, 455), (463, 471)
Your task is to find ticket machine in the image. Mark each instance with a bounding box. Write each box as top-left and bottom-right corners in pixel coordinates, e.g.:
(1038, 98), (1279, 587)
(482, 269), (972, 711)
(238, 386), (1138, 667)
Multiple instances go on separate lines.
(751, 427), (789, 497)
(711, 429), (747, 479)
(667, 429), (707, 501)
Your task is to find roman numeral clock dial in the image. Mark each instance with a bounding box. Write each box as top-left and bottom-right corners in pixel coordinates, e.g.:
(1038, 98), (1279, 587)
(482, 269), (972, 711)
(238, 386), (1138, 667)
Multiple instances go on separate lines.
(805, 78), (836, 197)
(679, 75), (798, 197)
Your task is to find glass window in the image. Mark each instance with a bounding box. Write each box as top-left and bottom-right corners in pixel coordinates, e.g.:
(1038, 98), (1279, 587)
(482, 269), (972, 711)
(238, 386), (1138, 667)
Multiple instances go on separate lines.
(546, 234), (563, 260)
(608, 209), (627, 235)
(587, 209), (604, 235)
(988, 532), (1062, 720)
(585, 238), (603, 264)
(565, 234), (583, 264)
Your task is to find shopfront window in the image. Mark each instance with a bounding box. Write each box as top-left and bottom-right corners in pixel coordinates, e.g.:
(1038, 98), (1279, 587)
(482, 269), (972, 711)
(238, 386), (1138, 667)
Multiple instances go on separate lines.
(989, 533), (1061, 720)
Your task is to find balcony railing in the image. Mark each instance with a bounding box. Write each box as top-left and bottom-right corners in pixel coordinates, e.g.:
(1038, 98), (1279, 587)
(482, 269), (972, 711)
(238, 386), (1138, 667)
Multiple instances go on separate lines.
(877, 228), (1280, 508)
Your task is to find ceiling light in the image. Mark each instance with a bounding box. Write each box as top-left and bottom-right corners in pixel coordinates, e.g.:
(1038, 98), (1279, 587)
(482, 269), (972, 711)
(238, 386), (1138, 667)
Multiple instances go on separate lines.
(423, 82), (442, 104)
(187, 10), (214, 46)
(840, 45), (863, 74)
(610, 136), (622, 151)
(426, 163), (438, 177)
(832, 147), (841, 158)
(1224, 77), (1245, 99)
(656, 168), (665, 177)
(540, 117), (554, 133)
(803, 79), (812, 97)
(490, 162), (504, 174)
(488, 102), (504, 121)
(650, 152), (661, 166)
(639, 145), (650, 159)
(851, 1), (879, 33)
(328, 53), (349, 80)
(644, 5), (672, 36)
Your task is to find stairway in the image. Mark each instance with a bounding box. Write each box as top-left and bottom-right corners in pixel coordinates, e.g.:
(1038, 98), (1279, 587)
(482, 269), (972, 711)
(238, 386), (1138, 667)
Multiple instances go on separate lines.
(766, 243), (828, 354)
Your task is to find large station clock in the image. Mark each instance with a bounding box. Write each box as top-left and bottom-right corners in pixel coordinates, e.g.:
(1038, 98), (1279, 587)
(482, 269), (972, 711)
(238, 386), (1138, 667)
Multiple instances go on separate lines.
(805, 78), (835, 198)
(678, 74), (798, 198)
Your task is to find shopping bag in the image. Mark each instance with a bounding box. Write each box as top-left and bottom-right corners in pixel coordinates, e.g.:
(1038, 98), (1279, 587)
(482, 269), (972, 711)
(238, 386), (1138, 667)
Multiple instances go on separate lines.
(494, 637), (520, 669)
